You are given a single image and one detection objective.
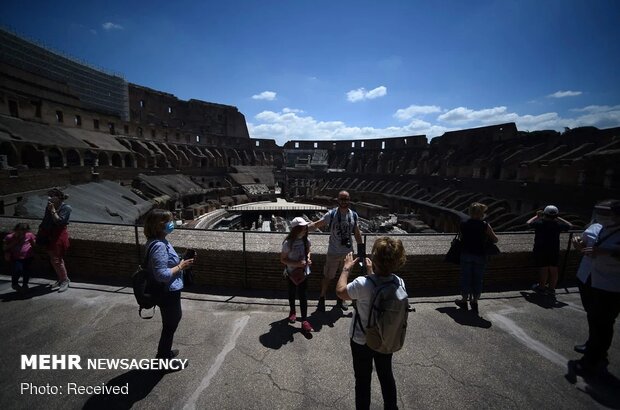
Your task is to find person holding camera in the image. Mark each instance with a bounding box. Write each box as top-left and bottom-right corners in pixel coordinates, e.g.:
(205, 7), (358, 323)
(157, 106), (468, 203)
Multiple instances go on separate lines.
(308, 190), (362, 311)
(143, 209), (194, 365)
(39, 188), (72, 292)
(527, 205), (572, 296)
(336, 237), (407, 410)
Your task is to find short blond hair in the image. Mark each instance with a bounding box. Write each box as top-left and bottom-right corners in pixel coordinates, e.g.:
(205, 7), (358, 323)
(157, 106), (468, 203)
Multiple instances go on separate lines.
(469, 202), (488, 219)
(371, 237), (406, 276)
(143, 209), (173, 239)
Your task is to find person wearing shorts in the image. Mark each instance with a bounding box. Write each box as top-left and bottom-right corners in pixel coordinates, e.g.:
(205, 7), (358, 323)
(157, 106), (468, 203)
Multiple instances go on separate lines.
(309, 190), (363, 311)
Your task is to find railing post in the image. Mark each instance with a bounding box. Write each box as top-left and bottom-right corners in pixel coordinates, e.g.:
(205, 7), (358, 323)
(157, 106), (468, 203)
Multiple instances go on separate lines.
(242, 231), (248, 288)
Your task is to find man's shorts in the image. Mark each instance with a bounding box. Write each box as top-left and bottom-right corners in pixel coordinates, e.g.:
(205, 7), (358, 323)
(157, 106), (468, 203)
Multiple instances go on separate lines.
(323, 253), (347, 279)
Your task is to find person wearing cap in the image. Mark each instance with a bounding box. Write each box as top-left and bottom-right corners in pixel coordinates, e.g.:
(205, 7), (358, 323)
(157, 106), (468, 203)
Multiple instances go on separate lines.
(571, 200), (620, 377)
(280, 217), (314, 333)
(527, 205), (572, 296)
(308, 190), (363, 312)
(38, 188), (72, 292)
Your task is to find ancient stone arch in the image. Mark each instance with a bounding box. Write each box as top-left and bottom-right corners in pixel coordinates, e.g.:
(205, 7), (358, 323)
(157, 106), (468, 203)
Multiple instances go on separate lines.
(21, 144), (45, 168)
(84, 150), (97, 167)
(124, 153), (135, 168)
(48, 147), (64, 168)
(0, 141), (19, 166)
(111, 152), (123, 167)
(66, 149), (82, 167)
(97, 152), (110, 167)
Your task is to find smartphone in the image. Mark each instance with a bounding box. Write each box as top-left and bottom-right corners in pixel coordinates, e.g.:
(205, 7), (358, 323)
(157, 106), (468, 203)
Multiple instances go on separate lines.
(184, 249), (196, 259)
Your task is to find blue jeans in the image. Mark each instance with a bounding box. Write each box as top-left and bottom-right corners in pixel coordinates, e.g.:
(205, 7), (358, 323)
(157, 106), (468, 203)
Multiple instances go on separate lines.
(459, 252), (487, 299)
(12, 258), (33, 287)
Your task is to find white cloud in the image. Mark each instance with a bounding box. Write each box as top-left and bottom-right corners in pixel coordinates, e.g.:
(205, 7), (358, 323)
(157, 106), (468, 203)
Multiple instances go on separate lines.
(548, 90), (582, 98)
(247, 102), (620, 146)
(102, 22), (123, 31)
(346, 86), (387, 102)
(394, 105), (442, 121)
(252, 91), (277, 101)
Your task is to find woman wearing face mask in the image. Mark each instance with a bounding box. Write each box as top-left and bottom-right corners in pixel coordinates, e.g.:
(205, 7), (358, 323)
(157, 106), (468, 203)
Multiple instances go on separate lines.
(143, 209), (194, 364)
(280, 217), (313, 333)
(39, 188), (72, 292)
(572, 200), (620, 377)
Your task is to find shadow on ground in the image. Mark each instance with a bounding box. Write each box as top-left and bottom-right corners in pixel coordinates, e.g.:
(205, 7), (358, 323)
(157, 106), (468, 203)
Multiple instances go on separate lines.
(82, 369), (166, 410)
(0, 284), (56, 302)
(520, 291), (568, 309)
(565, 360), (620, 409)
(436, 306), (492, 328)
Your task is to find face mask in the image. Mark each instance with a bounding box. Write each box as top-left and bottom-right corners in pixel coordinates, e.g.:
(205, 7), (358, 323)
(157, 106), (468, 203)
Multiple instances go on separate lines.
(163, 221), (175, 234)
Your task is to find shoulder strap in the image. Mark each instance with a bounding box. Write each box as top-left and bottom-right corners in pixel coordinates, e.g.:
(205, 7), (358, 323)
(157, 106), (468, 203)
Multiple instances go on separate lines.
(328, 208), (337, 232)
(353, 275), (377, 335)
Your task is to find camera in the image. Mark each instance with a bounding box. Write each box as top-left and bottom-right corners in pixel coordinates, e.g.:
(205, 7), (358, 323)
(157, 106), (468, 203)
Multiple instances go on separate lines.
(184, 249), (196, 259)
(341, 238), (352, 248)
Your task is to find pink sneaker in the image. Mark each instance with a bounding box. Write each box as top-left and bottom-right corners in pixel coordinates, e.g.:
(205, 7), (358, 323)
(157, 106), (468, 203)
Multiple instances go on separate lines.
(288, 312), (296, 323)
(302, 321), (314, 332)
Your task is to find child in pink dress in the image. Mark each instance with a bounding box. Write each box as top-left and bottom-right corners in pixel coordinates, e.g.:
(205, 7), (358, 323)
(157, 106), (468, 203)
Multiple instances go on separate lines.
(3, 223), (36, 292)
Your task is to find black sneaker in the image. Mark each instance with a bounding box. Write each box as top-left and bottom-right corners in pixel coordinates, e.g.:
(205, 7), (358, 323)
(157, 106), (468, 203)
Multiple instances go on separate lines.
(574, 344), (587, 354)
(470, 301), (479, 314)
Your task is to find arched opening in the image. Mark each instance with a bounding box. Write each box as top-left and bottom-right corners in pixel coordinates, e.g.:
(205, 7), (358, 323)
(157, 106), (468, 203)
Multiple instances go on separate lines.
(0, 142), (19, 166)
(98, 152), (110, 167)
(66, 149), (81, 167)
(84, 150), (97, 167)
(124, 154), (135, 168)
(111, 153), (123, 167)
(21, 145), (45, 168)
(48, 148), (63, 168)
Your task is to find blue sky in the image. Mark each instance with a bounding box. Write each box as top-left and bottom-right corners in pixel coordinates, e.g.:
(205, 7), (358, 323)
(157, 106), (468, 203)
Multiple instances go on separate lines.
(2, 0), (620, 145)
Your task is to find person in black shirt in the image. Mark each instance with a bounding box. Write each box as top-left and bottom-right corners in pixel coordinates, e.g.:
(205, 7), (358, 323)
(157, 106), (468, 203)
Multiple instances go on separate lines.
(454, 203), (498, 313)
(527, 205), (572, 296)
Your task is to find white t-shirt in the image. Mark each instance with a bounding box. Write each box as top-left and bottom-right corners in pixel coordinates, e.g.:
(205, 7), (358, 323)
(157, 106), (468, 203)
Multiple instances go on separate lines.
(347, 273), (406, 345)
(281, 238), (311, 273)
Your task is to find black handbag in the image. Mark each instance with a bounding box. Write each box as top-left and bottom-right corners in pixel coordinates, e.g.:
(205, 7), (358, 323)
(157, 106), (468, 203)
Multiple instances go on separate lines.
(445, 233), (462, 264)
(485, 242), (501, 256)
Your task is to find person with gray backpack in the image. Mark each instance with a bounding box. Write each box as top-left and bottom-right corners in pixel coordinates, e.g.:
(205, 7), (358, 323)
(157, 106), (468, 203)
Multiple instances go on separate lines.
(336, 237), (409, 410)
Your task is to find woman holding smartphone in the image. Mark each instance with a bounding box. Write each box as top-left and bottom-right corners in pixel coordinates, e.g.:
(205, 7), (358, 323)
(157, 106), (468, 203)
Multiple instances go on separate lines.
(143, 209), (194, 365)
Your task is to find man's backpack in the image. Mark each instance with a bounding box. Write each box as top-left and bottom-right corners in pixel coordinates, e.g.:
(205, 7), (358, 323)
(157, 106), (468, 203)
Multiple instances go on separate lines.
(132, 240), (165, 319)
(355, 275), (409, 354)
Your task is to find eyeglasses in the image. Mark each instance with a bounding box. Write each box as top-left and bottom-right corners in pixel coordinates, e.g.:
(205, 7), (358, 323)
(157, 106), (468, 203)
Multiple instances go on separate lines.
(338, 198), (350, 201)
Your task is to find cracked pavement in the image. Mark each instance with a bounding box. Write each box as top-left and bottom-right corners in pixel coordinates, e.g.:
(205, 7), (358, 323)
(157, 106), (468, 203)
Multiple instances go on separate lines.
(0, 275), (618, 410)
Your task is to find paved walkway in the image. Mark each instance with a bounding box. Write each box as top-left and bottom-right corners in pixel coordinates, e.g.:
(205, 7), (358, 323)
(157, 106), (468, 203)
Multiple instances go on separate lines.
(0, 276), (618, 410)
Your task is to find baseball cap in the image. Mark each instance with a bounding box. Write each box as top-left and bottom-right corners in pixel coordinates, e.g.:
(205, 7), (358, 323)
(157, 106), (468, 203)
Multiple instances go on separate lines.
(290, 217), (309, 228)
(543, 205), (559, 216)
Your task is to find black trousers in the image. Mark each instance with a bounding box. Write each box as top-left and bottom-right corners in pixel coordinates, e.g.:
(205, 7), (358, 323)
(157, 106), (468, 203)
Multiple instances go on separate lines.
(350, 339), (398, 410)
(287, 277), (308, 320)
(583, 284), (620, 367)
(157, 290), (182, 358)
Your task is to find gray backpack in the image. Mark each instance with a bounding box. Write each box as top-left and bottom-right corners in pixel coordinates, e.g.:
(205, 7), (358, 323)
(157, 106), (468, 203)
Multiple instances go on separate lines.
(355, 275), (409, 354)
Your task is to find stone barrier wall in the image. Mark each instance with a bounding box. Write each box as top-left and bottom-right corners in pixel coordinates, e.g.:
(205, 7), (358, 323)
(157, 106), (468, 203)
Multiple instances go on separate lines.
(0, 218), (581, 296)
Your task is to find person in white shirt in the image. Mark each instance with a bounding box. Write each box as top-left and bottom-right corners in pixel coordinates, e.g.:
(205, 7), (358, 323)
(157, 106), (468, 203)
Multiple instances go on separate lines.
(573, 200), (620, 377)
(336, 237), (407, 410)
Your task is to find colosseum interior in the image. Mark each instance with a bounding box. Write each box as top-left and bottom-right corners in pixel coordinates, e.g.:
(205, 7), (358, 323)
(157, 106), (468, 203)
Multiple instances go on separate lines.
(1, 27), (619, 295)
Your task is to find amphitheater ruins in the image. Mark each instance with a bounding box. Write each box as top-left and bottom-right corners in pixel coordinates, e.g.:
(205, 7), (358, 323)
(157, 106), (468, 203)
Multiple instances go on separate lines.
(1, 27), (619, 293)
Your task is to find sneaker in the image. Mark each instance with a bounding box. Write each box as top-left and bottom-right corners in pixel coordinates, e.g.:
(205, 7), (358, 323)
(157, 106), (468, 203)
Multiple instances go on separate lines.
(531, 283), (546, 293)
(288, 311), (297, 323)
(454, 299), (468, 310)
(317, 297), (325, 312)
(470, 301), (479, 314)
(336, 300), (349, 311)
(545, 288), (556, 297)
(58, 279), (70, 293)
(12, 284), (21, 292)
(50, 281), (61, 289)
(301, 321), (314, 333)
(21, 284), (29, 292)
